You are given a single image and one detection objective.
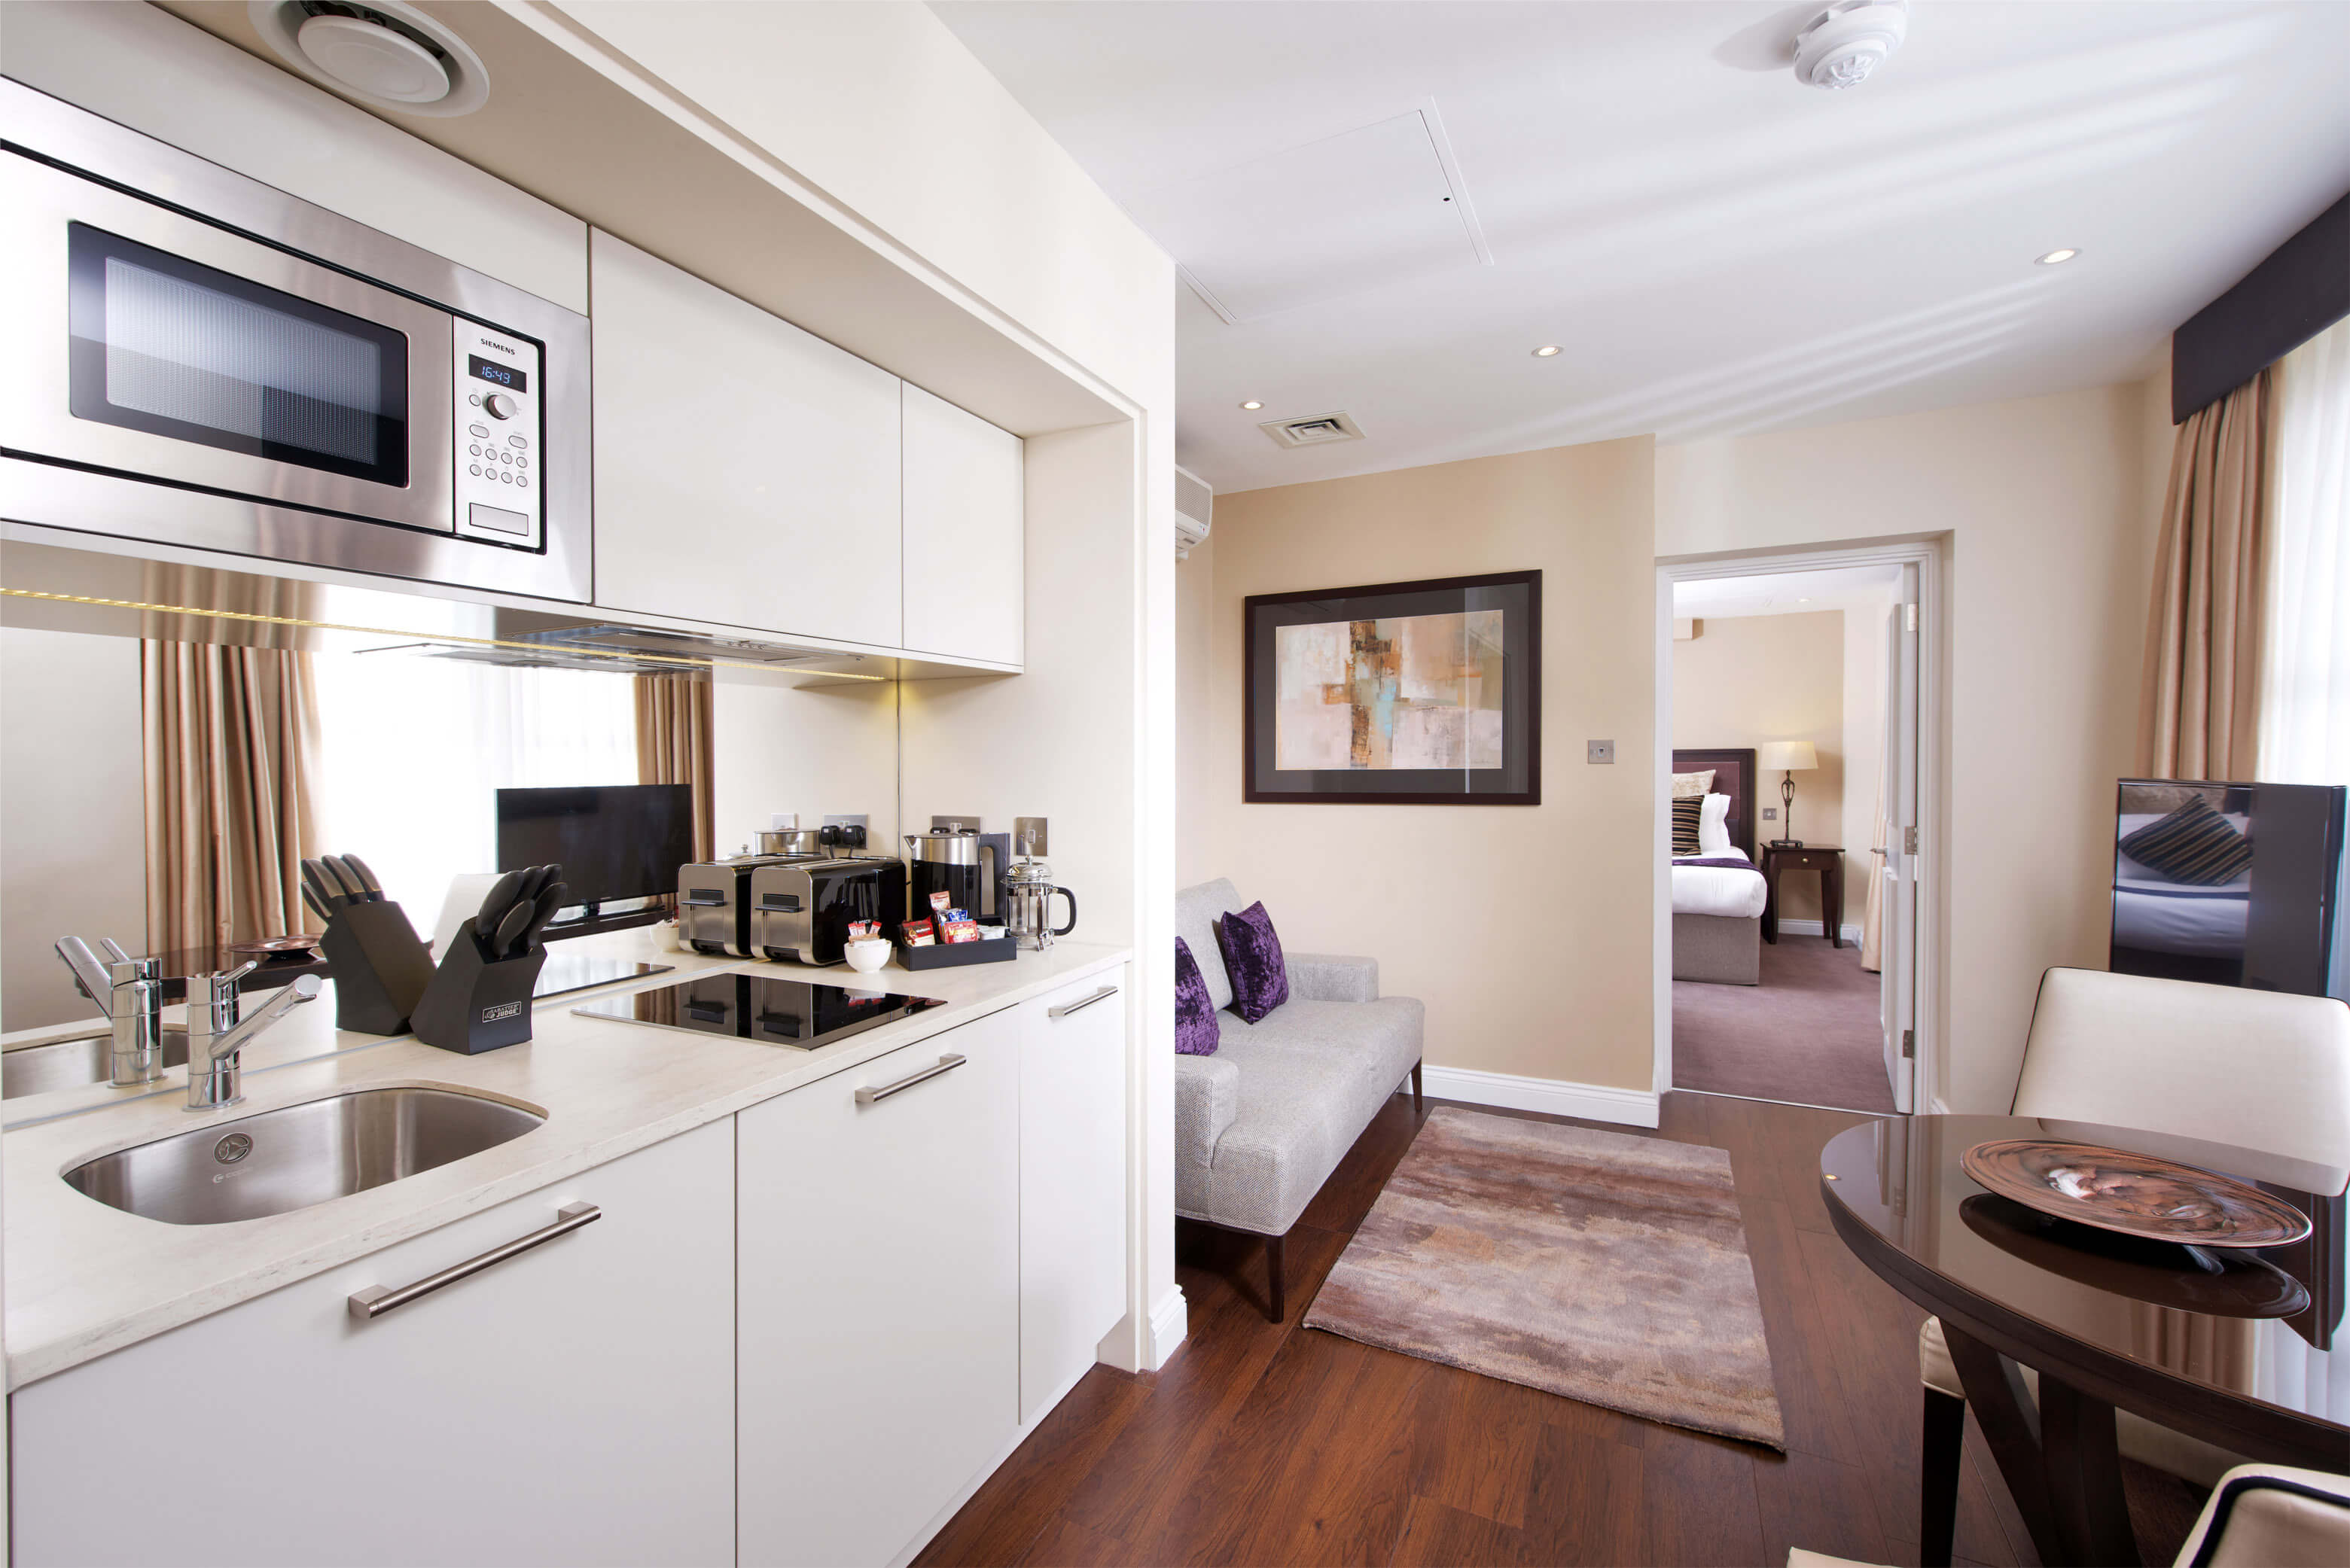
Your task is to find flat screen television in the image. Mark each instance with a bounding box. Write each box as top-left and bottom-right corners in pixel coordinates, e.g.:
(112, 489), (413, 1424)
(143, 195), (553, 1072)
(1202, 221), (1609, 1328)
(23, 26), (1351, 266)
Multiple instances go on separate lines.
(2111, 779), (2350, 1000)
(495, 784), (695, 915)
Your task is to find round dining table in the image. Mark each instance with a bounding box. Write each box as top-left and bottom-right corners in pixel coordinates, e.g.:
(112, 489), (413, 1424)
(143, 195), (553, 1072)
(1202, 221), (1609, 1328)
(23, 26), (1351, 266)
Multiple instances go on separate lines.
(1822, 1113), (2350, 1568)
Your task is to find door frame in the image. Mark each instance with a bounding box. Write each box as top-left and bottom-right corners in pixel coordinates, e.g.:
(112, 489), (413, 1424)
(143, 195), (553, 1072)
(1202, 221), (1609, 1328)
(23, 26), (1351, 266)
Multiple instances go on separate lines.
(1653, 537), (1946, 1113)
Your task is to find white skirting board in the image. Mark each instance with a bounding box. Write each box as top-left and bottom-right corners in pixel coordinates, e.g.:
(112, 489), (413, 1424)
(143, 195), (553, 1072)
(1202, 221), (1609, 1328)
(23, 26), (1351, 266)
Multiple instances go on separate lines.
(1419, 1064), (1660, 1129)
(1147, 1284), (1189, 1369)
(1775, 918), (1866, 945)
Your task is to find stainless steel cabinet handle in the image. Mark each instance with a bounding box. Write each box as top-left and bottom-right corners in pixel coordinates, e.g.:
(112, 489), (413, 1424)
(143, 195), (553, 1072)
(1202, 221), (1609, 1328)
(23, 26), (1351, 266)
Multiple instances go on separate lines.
(347, 1202), (600, 1320)
(1048, 985), (1120, 1020)
(855, 1052), (965, 1106)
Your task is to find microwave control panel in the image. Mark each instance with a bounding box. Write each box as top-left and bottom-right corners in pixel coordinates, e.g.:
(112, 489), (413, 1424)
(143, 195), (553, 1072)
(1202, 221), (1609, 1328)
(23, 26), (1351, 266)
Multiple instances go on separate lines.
(452, 318), (542, 549)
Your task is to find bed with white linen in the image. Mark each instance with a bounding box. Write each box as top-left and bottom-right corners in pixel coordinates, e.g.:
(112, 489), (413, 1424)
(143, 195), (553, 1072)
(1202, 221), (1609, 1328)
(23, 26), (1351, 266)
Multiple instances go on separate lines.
(1672, 748), (1765, 985)
(2111, 808), (2251, 965)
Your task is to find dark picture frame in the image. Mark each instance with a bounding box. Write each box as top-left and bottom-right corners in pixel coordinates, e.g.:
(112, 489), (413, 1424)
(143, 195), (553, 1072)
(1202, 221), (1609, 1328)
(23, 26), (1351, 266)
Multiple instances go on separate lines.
(1243, 570), (1541, 805)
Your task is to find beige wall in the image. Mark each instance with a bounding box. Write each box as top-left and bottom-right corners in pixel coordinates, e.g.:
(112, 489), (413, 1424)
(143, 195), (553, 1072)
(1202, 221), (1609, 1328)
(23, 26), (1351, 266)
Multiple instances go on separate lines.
(1175, 533), (1218, 888)
(1192, 438), (1657, 1091)
(1658, 379), (2168, 1113)
(1672, 611), (1846, 924)
(1840, 595), (1894, 926)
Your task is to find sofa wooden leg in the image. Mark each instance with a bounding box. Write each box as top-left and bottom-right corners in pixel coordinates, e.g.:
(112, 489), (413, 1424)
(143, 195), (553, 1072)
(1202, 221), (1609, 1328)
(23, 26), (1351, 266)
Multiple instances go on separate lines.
(1411, 1060), (1423, 1117)
(1265, 1232), (1285, 1323)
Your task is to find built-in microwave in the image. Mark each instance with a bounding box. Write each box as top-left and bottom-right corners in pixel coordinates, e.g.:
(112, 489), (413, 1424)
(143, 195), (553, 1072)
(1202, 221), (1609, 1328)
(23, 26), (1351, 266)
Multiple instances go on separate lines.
(0, 78), (590, 602)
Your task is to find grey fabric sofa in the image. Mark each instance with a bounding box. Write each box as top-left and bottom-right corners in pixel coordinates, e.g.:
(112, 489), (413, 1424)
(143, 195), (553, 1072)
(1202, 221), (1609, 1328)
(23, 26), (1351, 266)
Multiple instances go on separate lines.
(1174, 878), (1425, 1320)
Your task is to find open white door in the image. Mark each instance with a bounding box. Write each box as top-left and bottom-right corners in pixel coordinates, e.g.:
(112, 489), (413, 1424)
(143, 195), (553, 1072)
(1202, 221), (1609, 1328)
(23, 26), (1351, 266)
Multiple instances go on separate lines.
(1880, 571), (1921, 1112)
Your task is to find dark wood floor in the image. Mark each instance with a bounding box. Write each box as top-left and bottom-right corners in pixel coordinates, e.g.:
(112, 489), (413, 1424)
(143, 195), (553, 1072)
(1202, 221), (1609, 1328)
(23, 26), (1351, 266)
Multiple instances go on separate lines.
(919, 1090), (2208, 1567)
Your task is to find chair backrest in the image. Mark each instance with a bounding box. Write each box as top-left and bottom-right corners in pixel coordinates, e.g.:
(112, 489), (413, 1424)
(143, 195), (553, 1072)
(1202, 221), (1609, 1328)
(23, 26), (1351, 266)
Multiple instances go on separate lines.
(2175, 1463), (2350, 1566)
(2012, 968), (2350, 1177)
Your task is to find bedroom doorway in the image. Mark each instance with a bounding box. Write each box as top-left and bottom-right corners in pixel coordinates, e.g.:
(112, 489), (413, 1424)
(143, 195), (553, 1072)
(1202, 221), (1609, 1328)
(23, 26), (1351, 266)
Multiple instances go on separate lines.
(1654, 544), (1937, 1116)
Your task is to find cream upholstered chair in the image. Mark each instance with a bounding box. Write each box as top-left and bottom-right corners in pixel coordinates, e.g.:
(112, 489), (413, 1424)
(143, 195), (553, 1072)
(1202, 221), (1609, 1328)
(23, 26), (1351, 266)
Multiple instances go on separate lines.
(1794, 1460), (2350, 1568)
(1918, 967), (2350, 1566)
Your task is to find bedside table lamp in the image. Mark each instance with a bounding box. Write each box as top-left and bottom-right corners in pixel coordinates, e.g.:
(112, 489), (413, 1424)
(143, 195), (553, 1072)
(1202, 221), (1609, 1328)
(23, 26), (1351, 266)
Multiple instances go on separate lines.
(1758, 741), (1818, 848)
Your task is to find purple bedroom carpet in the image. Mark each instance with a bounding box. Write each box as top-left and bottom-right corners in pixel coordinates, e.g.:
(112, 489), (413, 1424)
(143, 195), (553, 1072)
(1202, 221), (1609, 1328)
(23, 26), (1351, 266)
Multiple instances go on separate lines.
(1672, 937), (1895, 1113)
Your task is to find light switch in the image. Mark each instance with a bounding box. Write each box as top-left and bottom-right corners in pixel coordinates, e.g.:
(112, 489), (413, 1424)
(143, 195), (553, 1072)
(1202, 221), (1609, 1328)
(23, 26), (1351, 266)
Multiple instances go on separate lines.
(1586, 739), (1614, 764)
(1762, 807), (1778, 820)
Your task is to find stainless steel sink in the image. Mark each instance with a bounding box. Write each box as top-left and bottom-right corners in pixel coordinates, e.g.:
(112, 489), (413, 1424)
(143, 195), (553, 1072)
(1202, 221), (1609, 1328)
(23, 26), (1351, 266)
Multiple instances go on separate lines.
(64, 1086), (547, 1225)
(3, 1028), (190, 1101)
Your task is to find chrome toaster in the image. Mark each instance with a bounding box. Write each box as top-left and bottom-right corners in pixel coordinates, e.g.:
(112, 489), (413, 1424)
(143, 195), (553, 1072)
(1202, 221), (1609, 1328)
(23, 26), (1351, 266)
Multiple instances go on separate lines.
(677, 854), (806, 958)
(750, 859), (907, 967)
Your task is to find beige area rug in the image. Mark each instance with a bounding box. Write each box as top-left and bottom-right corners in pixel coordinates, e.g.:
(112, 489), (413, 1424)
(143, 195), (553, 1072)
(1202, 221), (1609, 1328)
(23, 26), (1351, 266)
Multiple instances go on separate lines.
(1302, 1107), (1786, 1448)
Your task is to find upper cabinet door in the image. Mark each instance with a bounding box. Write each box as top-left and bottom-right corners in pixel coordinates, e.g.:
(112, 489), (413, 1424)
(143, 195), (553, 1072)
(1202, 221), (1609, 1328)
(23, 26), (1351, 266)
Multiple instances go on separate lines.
(591, 230), (901, 648)
(902, 382), (1024, 667)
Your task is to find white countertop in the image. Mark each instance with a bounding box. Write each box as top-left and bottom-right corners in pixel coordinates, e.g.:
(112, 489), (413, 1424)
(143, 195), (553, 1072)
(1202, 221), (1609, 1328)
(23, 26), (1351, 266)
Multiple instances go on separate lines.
(2, 933), (1130, 1390)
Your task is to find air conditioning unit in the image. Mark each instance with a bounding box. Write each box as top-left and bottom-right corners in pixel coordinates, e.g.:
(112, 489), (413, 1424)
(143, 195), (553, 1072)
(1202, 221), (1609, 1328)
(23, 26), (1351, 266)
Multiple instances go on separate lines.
(1175, 464), (1212, 559)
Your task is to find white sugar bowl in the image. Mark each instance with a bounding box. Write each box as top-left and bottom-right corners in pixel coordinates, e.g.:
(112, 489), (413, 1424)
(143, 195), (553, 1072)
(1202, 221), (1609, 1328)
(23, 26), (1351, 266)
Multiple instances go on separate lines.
(843, 936), (892, 974)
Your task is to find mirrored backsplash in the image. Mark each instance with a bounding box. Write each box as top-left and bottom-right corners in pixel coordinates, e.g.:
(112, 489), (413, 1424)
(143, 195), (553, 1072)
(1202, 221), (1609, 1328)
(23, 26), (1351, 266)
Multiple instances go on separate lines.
(2, 540), (902, 1034)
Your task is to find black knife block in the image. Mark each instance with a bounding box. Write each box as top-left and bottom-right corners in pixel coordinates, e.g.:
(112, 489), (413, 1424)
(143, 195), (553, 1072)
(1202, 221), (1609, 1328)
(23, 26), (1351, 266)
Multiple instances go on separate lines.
(317, 900), (434, 1036)
(411, 927), (548, 1055)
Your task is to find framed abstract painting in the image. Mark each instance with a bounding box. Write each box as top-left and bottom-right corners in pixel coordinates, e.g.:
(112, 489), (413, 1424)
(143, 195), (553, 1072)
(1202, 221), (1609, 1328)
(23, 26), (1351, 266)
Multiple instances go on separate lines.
(1243, 571), (1541, 805)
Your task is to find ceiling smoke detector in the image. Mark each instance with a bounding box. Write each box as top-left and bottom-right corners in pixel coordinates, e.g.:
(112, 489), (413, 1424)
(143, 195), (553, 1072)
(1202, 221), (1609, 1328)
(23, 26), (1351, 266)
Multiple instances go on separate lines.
(1260, 411), (1367, 449)
(1792, 0), (1910, 90)
(250, 2), (492, 116)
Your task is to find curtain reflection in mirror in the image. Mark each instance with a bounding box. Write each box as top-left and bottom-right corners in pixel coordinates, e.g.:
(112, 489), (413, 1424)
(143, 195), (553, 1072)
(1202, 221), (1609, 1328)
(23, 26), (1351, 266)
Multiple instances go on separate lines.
(141, 640), (321, 958)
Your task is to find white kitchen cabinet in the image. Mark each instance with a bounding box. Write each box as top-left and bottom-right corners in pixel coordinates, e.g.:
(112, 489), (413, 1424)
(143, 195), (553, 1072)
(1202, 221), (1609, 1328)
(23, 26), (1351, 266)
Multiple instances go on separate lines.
(1019, 970), (1129, 1420)
(9, 1120), (735, 1568)
(592, 228), (902, 647)
(901, 382), (1025, 667)
(737, 1010), (1021, 1568)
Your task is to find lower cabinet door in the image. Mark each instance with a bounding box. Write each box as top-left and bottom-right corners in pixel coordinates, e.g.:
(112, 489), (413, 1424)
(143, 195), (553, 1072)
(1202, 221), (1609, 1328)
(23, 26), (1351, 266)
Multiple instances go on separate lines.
(9, 1119), (736, 1568)
(1020, 968), (1130, 1420)
(737, 1012), (1021, 1568)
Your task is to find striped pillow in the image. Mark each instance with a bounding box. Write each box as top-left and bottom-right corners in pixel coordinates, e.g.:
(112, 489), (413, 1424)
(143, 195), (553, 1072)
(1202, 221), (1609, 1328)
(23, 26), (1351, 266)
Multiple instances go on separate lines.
(2120, 795), (2251, 886)
(1672, 795), (1704, 856)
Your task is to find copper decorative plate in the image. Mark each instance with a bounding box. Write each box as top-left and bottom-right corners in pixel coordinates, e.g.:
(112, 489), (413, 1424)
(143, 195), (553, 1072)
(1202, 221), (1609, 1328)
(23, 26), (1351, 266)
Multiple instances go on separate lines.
(229, 935), (323, 955)
(1960, 1139), (2310, 1248)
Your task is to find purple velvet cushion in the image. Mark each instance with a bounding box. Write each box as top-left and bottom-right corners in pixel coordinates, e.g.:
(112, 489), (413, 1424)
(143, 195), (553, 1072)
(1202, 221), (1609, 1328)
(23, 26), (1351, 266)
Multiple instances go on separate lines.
(1174, 939), (1221, 1056)
(1215, 901), (1291, 1025)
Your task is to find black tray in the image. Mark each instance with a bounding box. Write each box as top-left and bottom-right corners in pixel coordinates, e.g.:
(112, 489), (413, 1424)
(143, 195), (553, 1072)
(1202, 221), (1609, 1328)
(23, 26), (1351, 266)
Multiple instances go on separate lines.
(895, 933), (1019, 970)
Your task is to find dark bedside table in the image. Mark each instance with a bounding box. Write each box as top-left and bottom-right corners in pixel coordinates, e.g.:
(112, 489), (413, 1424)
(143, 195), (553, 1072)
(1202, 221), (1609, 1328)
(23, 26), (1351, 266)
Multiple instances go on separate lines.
(1760, 845), (1844, 947)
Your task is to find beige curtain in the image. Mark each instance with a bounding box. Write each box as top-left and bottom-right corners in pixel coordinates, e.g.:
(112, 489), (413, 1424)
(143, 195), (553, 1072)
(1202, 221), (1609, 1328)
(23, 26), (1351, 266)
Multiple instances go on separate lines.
(634, 671), (716, 863)
(1861, 807), (1888, 973)
(142, 641), (323, 958)
(2138, 371), (2275, 779)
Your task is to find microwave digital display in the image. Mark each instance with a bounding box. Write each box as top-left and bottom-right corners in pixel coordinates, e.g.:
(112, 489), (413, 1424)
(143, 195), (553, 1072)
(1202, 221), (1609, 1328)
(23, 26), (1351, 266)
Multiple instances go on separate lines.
(467, 354), (528, 393)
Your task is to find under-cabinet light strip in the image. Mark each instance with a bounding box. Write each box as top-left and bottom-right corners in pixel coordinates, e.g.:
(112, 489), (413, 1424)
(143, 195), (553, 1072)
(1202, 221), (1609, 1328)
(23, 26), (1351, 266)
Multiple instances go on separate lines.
(0, 587), (892, 680)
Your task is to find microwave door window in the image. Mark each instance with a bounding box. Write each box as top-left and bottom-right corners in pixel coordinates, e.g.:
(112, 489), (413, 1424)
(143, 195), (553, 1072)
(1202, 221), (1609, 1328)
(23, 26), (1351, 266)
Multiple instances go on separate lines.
(66, 224), (408, 488)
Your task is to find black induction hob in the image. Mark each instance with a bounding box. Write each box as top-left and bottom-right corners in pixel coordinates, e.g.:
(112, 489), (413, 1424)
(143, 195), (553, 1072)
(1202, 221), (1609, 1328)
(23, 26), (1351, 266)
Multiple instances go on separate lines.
(572, 972), (945, 1050)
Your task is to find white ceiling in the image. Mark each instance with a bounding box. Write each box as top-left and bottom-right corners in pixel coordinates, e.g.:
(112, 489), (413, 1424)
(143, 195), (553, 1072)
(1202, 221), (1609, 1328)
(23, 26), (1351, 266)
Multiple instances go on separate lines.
(934, 2), (2350, 495)
(1675, 564), (1903, 620)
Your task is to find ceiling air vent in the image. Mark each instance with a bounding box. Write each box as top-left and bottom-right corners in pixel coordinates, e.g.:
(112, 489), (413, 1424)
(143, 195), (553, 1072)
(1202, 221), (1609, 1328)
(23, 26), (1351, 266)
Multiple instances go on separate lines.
(1260, 410), (1366, 449)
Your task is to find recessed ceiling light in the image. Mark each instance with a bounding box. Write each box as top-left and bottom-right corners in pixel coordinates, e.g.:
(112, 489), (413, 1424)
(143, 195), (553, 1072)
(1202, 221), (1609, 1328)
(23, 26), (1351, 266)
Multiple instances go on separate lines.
(2035, 248), (2080, 266)
(1532, 346), (1562, 358)
(1239, 400), (1263, 410)
(1798, 596), (1812, 603)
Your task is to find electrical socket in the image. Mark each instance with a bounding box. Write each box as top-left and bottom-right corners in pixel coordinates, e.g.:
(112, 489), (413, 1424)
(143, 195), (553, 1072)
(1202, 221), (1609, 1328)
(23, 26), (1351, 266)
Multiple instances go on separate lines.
(1586, 739), (1614, 764)
(823, 814), (869, 832)
(928, 814), (981, 833)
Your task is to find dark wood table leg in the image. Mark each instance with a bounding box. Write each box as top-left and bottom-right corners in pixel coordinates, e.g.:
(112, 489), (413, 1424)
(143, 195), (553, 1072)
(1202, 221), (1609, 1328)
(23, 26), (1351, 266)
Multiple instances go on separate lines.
(2041, 1374), (2139, 1566)
(1825, 859), (1844, 947)
(1942, 1323), (2067, 1565)
(1761, 863), (1780, 944)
